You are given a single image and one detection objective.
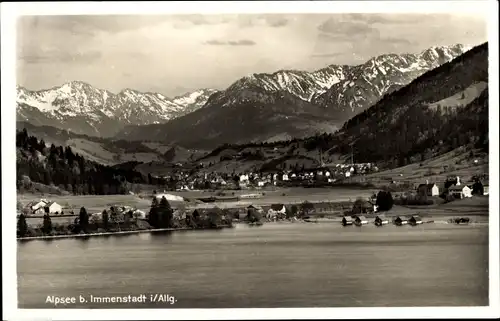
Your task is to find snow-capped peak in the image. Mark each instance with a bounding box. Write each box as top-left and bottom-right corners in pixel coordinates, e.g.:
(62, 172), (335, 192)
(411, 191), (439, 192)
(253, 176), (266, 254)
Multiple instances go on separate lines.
(16, 83), (218, 137)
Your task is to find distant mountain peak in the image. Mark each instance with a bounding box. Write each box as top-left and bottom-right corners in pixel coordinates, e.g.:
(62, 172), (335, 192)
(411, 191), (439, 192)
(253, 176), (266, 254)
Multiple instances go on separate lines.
(16, 84), (218, 137)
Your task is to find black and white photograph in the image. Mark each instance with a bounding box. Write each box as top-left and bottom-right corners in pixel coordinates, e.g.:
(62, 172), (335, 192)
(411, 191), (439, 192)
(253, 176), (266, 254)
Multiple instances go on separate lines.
(2, 1), (499, 320)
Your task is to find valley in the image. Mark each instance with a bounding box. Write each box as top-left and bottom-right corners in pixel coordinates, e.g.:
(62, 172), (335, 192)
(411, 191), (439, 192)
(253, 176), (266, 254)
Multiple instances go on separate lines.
(15, 43), (489, 248)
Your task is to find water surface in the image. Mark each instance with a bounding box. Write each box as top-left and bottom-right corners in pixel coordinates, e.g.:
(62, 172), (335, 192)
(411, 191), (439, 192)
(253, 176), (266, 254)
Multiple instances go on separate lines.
(18, 223), (489, 308)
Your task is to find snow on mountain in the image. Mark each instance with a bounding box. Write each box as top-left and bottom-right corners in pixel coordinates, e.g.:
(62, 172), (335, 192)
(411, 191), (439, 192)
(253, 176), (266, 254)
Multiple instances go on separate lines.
(312, 44), (471, 120)
(202, 44), (470, 115)
(16, 82), (217, 137)
(115, 43), (474, 148)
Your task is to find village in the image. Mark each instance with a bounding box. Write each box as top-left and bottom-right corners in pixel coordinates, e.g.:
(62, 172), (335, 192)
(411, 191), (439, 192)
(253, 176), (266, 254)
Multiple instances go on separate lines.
(150, 162), (379, 191)
(17, 169), (488, 239)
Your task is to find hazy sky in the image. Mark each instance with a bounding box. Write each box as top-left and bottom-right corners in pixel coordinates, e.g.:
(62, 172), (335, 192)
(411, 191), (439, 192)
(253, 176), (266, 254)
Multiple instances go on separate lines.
(17, 13), (487, 97)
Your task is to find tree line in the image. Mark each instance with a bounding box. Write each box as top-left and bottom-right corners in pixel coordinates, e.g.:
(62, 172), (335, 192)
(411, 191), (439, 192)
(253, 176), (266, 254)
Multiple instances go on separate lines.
(16, 128), (162, 195)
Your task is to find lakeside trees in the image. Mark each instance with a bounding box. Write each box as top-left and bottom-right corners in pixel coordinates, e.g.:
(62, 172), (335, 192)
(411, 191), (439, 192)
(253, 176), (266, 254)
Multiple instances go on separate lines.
(148, 196), (173, 228)
(376, 191), (394, 212)
(102, 210), (109, 230)
(79, 207), (89, 233)
(42, 213), (52, 235)
(17, 214), (28, 237)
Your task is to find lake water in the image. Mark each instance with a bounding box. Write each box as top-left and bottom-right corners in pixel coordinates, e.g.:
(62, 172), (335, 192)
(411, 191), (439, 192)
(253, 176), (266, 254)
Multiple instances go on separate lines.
(17, 223), (489, 308)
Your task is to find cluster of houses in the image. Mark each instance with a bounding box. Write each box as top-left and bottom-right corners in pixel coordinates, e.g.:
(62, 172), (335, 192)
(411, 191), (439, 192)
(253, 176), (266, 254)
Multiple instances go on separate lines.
(342, 214), (423, 227)
(23, 199), (63, 215)
(413, 176), (489, 200)
(151, 162), (377, 191)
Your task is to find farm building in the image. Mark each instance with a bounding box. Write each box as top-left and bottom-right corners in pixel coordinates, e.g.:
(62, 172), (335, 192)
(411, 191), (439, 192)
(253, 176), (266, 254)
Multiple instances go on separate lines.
(374, 215), (389, 226)
(29, 200), (48, 213)
(354, 215), (368, 226)
(33, 207), (46, 215)
(351, 199), (373, 214)
(342, 216), (353, 226)
(408, 215), (423, 226)
(449, 185), (472, 199)
(43, 202), (63, 214)
(394, 216), (409, 226)
(267, 204), (286, 217)
(417, 183), (440, 197)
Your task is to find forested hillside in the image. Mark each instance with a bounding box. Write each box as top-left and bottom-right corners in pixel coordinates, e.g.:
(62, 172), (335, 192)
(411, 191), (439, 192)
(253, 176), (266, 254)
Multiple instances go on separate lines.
(306, 42), (489, 168)
(16, 128), (149, 195)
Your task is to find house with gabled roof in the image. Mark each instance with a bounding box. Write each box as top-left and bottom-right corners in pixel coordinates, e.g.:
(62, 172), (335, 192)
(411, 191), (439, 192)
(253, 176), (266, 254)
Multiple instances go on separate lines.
(417, 182), (440, 197)
(44, 201), (63, 214)
(449, 185), (472, 199)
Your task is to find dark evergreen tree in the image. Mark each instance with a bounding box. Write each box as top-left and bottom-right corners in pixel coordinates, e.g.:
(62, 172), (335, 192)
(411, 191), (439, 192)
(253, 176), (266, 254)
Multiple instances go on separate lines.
(158, 196), (173, 228)
(376, 191), (394, 212)
(42, 213), (52, 235)
(102, 210), (109, 231)
(79, 207), (89, 232)
(17, 213), (28, 237)
(148, 197), (160, 228)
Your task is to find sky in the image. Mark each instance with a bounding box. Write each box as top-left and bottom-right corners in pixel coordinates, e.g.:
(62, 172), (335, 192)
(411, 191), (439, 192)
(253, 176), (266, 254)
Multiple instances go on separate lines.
(16, 13), (487, 97)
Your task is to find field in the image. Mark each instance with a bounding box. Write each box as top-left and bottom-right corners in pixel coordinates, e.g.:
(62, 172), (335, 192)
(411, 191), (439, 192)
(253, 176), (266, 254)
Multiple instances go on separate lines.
(360, 147), (488, 185)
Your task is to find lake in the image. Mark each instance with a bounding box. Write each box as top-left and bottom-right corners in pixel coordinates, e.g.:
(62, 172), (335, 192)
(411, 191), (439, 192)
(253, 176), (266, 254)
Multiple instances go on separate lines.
(17, 223), (489, 308)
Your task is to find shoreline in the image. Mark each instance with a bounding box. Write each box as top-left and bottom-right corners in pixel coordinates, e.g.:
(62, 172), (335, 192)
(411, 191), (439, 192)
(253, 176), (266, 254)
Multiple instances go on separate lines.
(16, 225), (233, 241)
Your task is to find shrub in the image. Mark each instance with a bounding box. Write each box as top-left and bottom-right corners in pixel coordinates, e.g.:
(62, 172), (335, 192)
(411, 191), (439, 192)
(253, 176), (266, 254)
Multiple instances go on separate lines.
(376, 190), (394, 211)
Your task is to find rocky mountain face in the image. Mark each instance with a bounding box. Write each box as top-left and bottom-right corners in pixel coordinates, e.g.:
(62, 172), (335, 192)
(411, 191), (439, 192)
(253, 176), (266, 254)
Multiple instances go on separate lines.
(312, 44), (472, 121)
(16, 81), (217, 137)
(116, 90), (341, 149)
(185, 42), (488, 173)
(313, 42), (488, 168)
(115, 44), (471, 148)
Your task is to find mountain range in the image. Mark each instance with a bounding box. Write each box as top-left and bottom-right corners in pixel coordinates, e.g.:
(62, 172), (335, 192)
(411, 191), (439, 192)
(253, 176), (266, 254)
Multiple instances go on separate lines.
(313, 42), (489, 168)
(16, 82), (217, 137)
(114, 44), (471, 148)
(179, 42), (488, 176)
(18, 44), (471, 148)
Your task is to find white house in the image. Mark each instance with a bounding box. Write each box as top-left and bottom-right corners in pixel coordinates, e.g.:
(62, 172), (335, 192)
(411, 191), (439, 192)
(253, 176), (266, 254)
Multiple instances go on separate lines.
(418, 181), (440, 197)
(267, 204), (286, 218)
(44, 201), (63, 214)
(282, 173), (289, 181)
(345, 171), (351, 178)
(257, 180), (265, 187)
(33, 207), (46, 215)
(449, 185), (472, 199)
(31, 200), (47, 212)
(239, 174), (249, 183)
(325, 171), (331, 177)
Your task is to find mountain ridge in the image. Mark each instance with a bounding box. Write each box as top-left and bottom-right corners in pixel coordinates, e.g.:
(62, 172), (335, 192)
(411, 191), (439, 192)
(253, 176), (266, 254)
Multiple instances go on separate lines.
(115, 43), (471, 148)
(16, 82), (218, 137)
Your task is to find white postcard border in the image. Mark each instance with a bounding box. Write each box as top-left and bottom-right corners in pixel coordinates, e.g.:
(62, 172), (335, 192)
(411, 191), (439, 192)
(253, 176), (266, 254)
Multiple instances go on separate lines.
(2, 1), (499, 320)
